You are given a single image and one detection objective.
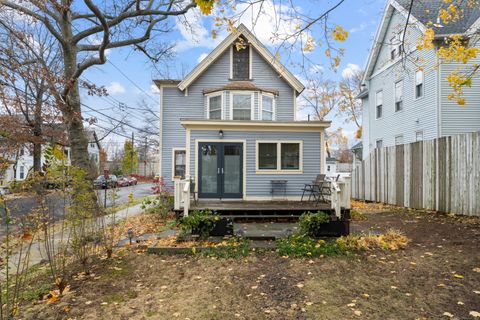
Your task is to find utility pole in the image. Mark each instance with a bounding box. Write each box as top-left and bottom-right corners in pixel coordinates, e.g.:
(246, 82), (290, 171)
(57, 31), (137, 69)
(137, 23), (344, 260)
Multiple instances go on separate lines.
(144, 136), (147, 177)
(131, 132), (134, 175)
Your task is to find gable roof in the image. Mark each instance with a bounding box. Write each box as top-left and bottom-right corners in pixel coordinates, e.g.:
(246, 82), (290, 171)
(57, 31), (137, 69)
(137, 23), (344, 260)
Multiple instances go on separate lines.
(395, 0), (480, 36)
(177, 24), (305, 94)
(362, 0), (480, 84)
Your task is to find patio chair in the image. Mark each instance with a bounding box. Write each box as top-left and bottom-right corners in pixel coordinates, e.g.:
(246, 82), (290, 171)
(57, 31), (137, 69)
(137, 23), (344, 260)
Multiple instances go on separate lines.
(301, 174), (325, 201)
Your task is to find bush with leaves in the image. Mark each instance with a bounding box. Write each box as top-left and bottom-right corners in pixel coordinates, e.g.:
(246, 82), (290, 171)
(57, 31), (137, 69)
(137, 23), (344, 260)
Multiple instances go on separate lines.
(179, 209), (220, 239)
(141, 177), (173, 218)
(298, 211), (331, 236)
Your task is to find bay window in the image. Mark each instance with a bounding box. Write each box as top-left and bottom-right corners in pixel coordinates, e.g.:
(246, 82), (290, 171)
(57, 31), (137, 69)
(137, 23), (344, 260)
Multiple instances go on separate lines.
(257, 141), (302, 172)
(208, 94), (222, 119)
(261, 94), (274, 120)
(231, 93), (252, 120)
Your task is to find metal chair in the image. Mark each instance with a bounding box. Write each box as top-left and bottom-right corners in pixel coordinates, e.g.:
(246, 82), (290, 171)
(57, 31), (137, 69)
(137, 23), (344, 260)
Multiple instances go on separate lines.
(301, 174), (325, 201)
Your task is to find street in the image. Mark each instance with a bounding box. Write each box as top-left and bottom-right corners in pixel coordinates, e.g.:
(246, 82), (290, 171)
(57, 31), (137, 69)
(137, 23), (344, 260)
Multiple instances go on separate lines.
(1, 183), (155, 238)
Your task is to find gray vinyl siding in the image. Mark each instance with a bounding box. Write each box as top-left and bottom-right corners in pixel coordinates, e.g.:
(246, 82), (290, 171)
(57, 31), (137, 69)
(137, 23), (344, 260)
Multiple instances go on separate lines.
(363, 8), (439, 158)
(161, 38), (300, 183)
(189, 130), (321, 197)
(440, 46), (480, 136)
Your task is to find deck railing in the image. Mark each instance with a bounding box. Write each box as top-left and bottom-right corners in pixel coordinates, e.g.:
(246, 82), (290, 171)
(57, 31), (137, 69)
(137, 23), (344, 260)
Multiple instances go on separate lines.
(329, 177), (351, 218)
(174, 178), (190, 216)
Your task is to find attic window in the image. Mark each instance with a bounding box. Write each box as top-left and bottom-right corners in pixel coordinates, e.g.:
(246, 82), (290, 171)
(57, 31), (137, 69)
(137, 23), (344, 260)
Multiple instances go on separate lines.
(231, 39), (250, 80)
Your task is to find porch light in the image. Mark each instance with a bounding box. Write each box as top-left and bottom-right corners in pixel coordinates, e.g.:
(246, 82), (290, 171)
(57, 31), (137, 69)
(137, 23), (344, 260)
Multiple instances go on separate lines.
(218, 130), (224, 138)
(127, 229), (134, 245)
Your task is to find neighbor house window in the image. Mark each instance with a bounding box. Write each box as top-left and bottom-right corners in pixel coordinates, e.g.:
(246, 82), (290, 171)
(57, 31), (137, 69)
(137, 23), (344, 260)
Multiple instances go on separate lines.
(231, 41), (250, 80)
(416, 131), (424, 141)
(376, 91), (383, 119)
(231, 93), (252, 120)
(390, 36), (397, 60)
(208, 94), (222, 120)
(172, 149), (186, 179)
(415, 70), (424, 99)
(395, 135), (403, 145)
(395, 80), (403, 112)
(19, 166), (24, 180)
(261, 94), (274, 120)
(257, 141), (302, 172)
(376, 139), (383, 149)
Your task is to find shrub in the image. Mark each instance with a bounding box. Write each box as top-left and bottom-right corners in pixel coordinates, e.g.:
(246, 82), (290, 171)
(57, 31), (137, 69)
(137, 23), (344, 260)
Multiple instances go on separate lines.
(335, 229), (410, 251)
(298, 211), (331, 236)
(179, 209), (219, 239)
(200, 237), (251, 258)
(350, 209), (367, 221)
(277, 234), (344, 257)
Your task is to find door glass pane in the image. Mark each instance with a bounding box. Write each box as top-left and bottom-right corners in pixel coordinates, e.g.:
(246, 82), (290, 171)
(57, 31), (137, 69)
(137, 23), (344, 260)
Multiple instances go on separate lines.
(200, 144), (217, 193)
(223, 145), (241, 194)
(258, 143), (277, 169)
(281, 143), (300, 170)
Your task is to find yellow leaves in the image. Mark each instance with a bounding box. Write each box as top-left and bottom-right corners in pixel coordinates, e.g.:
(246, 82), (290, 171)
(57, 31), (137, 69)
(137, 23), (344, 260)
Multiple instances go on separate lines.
(128, 192), (134, 204)
(332, 25), (348, 42)
(195, 0), (215, 15)
(438, 4), (461, 24)
(457, 98), (465, 105)
(438, 35), (479, 64)
(416, 28), (435, 50)
(21, 232), (33, 240)
(303, 36), (315, 53)
(473, 267), (480, 273)
(355, 126), (363, 139)
(446, 71), (473, 104)
(443, 312), (454, 318)
(470, 311), (480, 318)
(453, 273), (464, 279)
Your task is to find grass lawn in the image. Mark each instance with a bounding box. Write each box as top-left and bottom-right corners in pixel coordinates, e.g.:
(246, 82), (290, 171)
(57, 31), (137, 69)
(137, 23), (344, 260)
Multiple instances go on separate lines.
(19, 206), (480, 319)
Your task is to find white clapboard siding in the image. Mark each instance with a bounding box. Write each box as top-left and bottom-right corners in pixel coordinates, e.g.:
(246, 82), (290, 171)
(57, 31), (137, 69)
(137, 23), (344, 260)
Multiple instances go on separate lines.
(352, 132), (480, 216)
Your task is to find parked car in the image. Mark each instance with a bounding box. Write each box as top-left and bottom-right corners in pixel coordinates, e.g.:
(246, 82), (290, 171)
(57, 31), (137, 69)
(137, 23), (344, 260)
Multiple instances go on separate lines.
(94, 175), (118, 189)
(126, 176), (137, 185)
(117, 177), (130, 187)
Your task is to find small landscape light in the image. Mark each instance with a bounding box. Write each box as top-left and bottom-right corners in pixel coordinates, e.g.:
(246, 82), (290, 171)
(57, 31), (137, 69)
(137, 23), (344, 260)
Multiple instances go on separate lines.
(218, 130), (224, 138)
(127, 229), (134, 245)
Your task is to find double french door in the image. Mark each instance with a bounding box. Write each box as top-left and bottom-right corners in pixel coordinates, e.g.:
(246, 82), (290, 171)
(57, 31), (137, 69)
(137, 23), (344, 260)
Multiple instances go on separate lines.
(198, 142), (243, 199)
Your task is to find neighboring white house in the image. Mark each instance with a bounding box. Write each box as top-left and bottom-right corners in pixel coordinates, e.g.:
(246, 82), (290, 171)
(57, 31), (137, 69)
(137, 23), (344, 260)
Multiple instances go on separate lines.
(359, 0), (480, 159)
(0, 129), (101, 188)
(326, 157), (338, 177)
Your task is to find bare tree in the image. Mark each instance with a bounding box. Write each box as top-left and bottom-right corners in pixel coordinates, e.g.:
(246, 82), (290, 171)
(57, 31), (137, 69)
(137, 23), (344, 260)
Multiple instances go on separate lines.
(338, 69), (364, 139)
(0, 0), (196, 174)
(0, 19), (63, 172)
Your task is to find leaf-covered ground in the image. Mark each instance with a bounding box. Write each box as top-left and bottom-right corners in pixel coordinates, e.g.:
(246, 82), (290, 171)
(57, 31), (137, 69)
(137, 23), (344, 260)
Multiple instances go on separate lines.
(20, 207), (480, 319)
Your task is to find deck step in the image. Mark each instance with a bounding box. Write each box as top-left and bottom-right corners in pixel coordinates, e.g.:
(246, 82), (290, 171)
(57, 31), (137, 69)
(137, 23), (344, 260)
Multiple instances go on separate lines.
(225, 215), (301, 222)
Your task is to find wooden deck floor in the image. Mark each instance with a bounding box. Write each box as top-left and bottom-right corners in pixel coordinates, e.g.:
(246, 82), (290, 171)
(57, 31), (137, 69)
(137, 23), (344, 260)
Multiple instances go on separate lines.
(190, 200), (331, 215)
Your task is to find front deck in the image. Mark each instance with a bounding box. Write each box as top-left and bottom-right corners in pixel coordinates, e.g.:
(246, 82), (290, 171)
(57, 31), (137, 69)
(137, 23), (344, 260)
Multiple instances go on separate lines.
(190, 200), (331, 217)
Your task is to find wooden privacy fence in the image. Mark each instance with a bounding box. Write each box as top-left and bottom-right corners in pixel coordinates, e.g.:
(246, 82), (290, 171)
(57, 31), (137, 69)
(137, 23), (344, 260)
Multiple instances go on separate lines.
(351, 132), (480, 216)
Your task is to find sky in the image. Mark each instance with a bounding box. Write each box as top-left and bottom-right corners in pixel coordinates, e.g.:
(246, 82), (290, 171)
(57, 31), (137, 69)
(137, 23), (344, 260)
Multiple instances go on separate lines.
(81, 0), (387, 154)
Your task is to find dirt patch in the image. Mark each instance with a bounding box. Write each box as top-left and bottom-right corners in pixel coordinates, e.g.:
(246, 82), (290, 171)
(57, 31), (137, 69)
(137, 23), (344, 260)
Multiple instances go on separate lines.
(19, 208), (480, 320)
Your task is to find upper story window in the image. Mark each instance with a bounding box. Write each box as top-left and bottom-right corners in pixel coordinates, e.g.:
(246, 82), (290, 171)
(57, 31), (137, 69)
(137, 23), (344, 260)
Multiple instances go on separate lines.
(231, 92), (253, 120)
(231, 41), (250, 80)
(415, 70), (424, 99)
(390, 30), (404, 60)
(376, 139), (383, 149)
(261, 94), (275, 120)
(395, 80), (403, 112)
(207, 94), (222, 119)
(376, 90), (383, 119)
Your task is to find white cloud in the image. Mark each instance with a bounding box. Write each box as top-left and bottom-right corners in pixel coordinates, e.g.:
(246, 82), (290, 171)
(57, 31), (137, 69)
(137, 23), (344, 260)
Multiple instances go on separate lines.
(197, 52), (208, 63)
(150, 84), (160, 95)
(174, 0), (306, 52)
(342, 63), (361, 79)
(106, 81), (125, 95)
(349, 22), (367, 33)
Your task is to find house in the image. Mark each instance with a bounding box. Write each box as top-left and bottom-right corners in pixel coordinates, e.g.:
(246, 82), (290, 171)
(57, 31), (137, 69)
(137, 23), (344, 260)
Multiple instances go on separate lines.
(86, 130), (102, 173)
(0, 129), (102, 188)
(359, 0), (480, 159)
(155, 24), (331, 202)
(326, 157), (338, 177)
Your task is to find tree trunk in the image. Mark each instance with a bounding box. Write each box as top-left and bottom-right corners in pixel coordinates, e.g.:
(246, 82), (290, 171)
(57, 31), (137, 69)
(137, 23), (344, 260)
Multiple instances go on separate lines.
(33, 97), (43, 172)
(60, 16), (91, 176)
